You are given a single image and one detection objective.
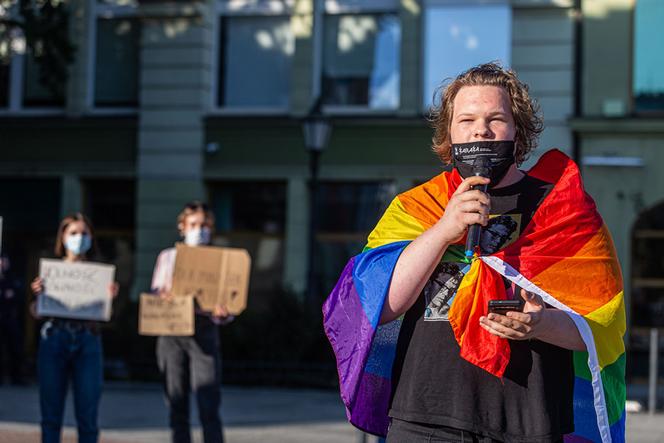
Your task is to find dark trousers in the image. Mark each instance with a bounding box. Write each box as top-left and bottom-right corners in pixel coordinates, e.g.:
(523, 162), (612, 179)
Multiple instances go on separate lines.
(386, 419), (565, 443)
(0, 313), (24, 383)
(38, 321), (103, 443)
(386, 419), (503, 443)
(157, 316), (223, 443)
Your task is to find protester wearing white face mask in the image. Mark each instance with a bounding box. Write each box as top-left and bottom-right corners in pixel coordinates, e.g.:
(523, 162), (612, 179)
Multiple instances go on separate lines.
(183, 226), (211, 247)
(30, 213), (119, 443)
(150, 201), (231, 443)
(63, 233), (93, 256)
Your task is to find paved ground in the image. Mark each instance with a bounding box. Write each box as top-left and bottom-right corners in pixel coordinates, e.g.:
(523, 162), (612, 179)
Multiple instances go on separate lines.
(0, 382), (367, 443)
(1, 382), (663, 442)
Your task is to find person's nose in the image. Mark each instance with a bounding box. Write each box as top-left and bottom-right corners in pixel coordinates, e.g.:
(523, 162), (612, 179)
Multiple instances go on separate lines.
(472, 120), (493, 139)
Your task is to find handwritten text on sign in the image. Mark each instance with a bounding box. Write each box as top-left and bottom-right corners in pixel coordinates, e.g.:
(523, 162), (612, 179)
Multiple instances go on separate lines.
(37, 259), (115, 321)
(172, 244), (250, 315)
(139, 294), (194, 336)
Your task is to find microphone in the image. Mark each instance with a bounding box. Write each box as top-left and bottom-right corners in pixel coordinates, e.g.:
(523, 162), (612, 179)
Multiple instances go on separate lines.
(464, 156), (492, 259)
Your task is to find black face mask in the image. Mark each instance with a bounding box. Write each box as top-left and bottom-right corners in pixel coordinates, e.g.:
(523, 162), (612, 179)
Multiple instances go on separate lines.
(451, 140), (516, 187)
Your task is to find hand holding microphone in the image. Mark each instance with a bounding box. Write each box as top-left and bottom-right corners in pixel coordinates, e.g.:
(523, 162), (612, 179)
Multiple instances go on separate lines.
(435, 163), (490, 247)
(464, 156), (492, 258)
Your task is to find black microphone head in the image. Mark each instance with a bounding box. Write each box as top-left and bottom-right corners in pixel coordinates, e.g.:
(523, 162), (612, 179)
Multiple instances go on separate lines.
(472, 155), (492, 178)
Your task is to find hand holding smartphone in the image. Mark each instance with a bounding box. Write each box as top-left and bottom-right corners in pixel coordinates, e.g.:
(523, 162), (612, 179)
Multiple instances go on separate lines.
(487, 299), (524, 315)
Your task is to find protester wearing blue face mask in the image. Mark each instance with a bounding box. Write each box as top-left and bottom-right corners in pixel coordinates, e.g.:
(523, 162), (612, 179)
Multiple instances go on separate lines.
(30, 213), (119, 443)
(150, 201), (232, 443)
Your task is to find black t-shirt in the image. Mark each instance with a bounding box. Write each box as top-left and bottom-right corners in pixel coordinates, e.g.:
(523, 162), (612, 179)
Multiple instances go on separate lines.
(389, 175), (574, 443)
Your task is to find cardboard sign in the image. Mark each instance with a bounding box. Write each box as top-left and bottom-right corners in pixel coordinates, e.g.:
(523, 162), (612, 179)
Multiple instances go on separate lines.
(37, 259), (116, 321)
(218, 248), (251, 315)
(171, 243), (251, 315)
(138, 293), (194, 336)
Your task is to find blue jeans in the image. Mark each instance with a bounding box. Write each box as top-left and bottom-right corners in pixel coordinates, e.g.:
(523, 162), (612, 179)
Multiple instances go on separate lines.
(38, 320), (103, 443)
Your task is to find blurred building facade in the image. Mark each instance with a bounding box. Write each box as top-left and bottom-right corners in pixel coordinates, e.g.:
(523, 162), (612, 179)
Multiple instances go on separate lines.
(0, 0), (662, 381)
(574, 0), (664, 382)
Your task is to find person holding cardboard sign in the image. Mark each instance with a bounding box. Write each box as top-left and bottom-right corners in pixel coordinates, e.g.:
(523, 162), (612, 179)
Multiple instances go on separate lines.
(30, 213), (119, 443)
(150, 201), (231, 443)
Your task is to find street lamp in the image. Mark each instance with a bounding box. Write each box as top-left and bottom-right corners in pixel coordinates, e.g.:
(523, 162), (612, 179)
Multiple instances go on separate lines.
(302, 109), (332, 305)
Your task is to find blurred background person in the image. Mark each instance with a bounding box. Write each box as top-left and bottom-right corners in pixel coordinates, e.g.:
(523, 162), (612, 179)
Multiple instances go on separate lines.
(150, 201), (231, 443)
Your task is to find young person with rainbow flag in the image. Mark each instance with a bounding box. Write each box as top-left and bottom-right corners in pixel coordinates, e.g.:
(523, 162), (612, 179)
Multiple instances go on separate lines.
(323, 63), (625, 443)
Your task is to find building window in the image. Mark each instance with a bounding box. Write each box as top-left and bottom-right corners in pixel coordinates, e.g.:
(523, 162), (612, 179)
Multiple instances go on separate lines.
(628, 200), (664, 381)
(633, 0), (664, 113)
(211, 181), (286, 234)
(314, 181), (394, 298)
(422, 3), (511, 108)
(0, 178), (62, 360)
(322, 13), (401, 110)
(82, 179), (136, 296)
(214, 0), (295, 111)
(631, 202), (664, 329)
(208, 181), (287, 299)
(94, 17), (140, 107)
(217, 15), (294, 108)
(0, 62), (9, 107)
(91, 0), (140, 109)
(82, 178), (136, 378)
(0, 7), (67, 113)
(23, 53), (65, 107)
(83, 179), (136, 232)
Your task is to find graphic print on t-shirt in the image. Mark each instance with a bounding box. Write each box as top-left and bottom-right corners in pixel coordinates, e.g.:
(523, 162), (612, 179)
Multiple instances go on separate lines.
(423, 262), (471, 321)
(480, 214), (521, 255)
(423, 213), (521, 322)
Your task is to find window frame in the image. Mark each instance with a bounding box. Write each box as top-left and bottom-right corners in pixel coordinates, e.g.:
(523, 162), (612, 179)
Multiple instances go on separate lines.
(0, 4), (66, 116)
(209, 0), (295, 116)
(86, 0), (140, 115)
(321, 0), (402, 115)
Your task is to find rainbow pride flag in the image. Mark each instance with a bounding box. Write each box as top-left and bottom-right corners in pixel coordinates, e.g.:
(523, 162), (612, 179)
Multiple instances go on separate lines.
(322, 150), (625, 442)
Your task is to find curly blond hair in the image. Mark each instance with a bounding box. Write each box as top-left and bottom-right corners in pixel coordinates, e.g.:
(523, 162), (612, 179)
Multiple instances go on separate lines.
(429, 62), (544, 166)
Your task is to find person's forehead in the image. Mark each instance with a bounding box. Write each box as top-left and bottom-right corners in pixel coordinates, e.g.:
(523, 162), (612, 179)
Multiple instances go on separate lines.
(453, 85), (511, 112)
(488, 224), (509, 233)
(184, 211), (209, 223)
(66, 220), (87, 231)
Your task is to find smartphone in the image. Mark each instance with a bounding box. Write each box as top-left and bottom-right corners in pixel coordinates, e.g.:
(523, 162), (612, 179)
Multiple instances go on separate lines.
(487, 299), (524, 315)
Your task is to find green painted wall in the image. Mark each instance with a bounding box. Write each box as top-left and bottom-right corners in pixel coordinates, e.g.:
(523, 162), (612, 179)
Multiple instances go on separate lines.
(204, 119), (435, 171)
(0, 118), (137, 166)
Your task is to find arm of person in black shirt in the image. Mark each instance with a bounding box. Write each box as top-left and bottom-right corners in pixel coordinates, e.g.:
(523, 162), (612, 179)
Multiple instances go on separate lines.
(479, 289), (587, 351)
(380, 175), (490, 324)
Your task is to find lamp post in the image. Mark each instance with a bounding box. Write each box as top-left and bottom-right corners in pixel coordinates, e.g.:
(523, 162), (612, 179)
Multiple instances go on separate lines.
(302, 110), (331, 306)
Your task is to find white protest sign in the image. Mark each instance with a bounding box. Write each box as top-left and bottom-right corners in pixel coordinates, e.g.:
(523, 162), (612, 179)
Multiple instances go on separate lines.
(37, 259), (116, 321)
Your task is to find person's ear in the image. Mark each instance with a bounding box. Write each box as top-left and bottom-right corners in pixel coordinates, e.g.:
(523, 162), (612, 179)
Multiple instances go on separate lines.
(177, 222), (185, 237)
